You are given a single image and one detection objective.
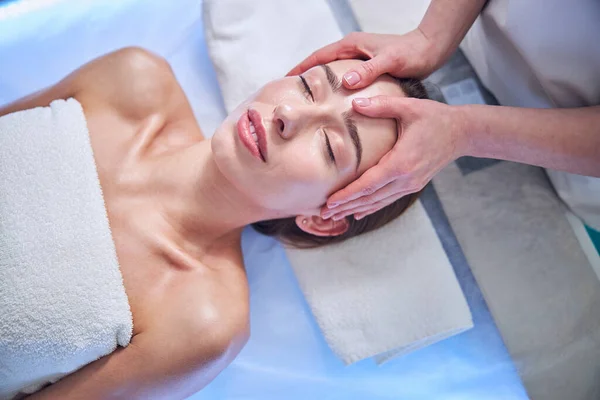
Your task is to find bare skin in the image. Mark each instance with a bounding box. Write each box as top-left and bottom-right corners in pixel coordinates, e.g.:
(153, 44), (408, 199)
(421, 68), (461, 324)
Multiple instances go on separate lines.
(2, 48), (405, 398)
(289, 0), (600, 220)
(0, 47), (250, 399)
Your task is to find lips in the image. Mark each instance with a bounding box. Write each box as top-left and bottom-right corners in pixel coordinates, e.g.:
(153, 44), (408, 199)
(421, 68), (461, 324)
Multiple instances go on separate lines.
(236, 108), (268, 162)
(248, 108), (268, 162)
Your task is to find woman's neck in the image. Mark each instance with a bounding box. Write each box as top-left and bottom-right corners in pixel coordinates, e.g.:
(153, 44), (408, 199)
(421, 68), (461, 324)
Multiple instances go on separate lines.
(151, 140), (270, 255)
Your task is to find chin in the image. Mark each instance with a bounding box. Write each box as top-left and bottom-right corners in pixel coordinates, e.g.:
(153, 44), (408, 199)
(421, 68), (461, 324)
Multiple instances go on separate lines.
(211, 121), (237, 175)
(210, 120), (259, 200)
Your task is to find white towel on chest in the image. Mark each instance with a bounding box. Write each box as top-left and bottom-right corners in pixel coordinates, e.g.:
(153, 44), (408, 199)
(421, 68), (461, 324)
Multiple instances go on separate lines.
(0, 99), (133, 399)
(203, 0), (473, 365)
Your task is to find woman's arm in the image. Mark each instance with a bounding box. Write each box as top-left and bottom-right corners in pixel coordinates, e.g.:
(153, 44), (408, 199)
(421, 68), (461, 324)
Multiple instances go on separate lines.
(321, 98), (600, 220)
(0, 47), (195, 125)
(418, 0), (488, 68)
(464, 104), (600, 177)
(26, 305), (249, 400)
(289, 0), (488, 84)
(0, 77), (78, 119)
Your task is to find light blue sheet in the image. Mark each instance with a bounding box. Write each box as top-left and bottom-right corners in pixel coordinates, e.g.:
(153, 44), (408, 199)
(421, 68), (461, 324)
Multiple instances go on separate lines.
(190, 225), (528, 400)
(0, 1), (528, 399)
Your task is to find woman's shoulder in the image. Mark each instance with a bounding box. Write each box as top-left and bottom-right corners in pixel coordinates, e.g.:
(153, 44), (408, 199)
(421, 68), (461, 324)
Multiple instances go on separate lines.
(72, 47), (186, 119)
(0, 47), (204, 139)
(143, 241), (249, 347)
(0, 47), (183, 124)
(130, 254), (249, 388)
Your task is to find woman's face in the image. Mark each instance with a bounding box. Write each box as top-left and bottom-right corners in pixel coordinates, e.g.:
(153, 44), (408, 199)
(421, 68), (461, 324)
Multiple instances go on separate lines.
(212, 59), (405, 217)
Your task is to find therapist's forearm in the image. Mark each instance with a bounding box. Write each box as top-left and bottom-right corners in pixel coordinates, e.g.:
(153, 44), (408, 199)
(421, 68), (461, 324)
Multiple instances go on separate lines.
(419, 0), (487, 66)
(463, 105), (600, 176)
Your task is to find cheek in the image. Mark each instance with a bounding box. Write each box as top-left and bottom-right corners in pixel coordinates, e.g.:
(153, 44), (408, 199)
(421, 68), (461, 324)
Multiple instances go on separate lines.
(259, 136), (334, 211)
(221, 79), (288, 123)
(253, 79), (300, 105)
(281, 133), (330, 184)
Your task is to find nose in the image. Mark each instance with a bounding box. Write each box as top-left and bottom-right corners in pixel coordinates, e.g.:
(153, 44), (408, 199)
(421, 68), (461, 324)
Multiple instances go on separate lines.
(273, 102), (328, 139)
(273, 104), (299, 139)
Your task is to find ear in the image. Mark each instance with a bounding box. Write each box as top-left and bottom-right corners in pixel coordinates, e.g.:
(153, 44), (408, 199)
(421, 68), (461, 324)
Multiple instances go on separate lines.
(295, 215), (350, 237)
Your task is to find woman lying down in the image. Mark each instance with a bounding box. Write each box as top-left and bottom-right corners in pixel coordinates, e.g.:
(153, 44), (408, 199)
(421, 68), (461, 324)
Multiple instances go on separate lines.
(0, 47), (427, 399)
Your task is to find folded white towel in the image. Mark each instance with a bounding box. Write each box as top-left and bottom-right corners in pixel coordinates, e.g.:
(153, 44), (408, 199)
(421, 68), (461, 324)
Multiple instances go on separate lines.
(0, 99), (133, 399)
(286, 202), (473, 364)
(203, 0), (341, 112)
(203, 0), (473, 365)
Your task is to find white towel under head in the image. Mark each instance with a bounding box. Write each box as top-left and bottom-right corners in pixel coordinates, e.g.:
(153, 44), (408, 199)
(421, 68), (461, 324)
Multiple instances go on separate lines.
(0, 99), (133, 399)
(203, 0), (473, 365)
(286, 202), (472, 364)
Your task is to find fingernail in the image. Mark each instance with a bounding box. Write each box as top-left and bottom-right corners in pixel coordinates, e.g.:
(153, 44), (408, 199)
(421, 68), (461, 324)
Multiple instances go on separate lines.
(322, 212), (332, 219)
(332, 215), (342, 221)
(328, 202), (339, 209)
(343, 71), (360, 86)
(353, 97), (370, 107)
(355, 214), (364, 220)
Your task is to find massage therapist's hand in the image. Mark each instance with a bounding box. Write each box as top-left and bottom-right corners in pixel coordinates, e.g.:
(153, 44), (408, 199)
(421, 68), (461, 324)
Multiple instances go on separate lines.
(287, 30), (442, 88)
(322, 96), (468, 221)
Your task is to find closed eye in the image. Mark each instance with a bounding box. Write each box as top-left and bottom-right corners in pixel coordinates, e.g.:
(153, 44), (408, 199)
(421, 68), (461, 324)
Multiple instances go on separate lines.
(323, 129), (336, 165)
(298, 76), (334, 165)
(299, 75), (314, 101)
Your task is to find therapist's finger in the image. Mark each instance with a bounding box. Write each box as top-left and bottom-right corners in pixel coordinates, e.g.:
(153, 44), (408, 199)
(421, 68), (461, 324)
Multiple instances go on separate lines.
(322, 179), (398, 218)
(355, 185), (428, 220)
(354, 193), (402, 220)
(337, 190), (412, 221)
(287, 42), (344, 76)
(287, 37), (362, 76)
(326, 163), (396, 209)
(352, 95), (418, 119)
(330, 197), (394, 221)
(353, 206), (385, 220)
(341, 54), (398, 89)
(325, 187), (414, 220)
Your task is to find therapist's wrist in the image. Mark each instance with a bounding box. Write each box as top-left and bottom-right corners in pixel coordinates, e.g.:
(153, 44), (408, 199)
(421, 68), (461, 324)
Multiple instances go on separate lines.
(454, 104), (483, 158)
(458, 103), (513, 160)
(416, 25), (455, 73)
(418, 0), (487, 70)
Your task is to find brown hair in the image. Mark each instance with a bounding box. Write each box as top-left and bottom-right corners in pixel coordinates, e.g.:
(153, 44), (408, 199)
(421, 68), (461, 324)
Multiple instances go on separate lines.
(252, 77), (428, 248)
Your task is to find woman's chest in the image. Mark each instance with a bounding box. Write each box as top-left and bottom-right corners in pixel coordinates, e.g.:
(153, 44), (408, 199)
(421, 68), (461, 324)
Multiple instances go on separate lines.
(81, 106), (199, 336)
(110, 224), (189, 337)
(79, 105), (246, 339)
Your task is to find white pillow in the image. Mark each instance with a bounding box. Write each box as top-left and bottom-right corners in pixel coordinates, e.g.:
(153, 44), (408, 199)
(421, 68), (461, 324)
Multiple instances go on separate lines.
(203, 0), (473, 364)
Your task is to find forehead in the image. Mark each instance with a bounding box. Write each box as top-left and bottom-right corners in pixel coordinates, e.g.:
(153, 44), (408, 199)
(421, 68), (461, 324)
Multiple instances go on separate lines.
(316, 60), (406, 176)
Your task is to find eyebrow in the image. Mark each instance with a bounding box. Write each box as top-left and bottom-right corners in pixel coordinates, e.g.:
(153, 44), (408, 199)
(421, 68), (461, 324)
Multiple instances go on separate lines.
(319, 64), (362, 172)
(320, 64), (342, 93)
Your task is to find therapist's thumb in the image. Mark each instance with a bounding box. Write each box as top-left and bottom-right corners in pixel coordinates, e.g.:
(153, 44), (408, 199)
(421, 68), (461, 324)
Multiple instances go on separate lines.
(342, 55), (394, 89)
(351, 95), (415, 119)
